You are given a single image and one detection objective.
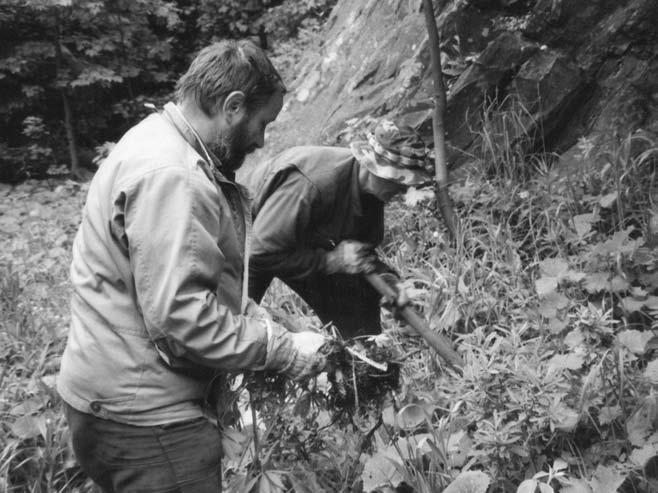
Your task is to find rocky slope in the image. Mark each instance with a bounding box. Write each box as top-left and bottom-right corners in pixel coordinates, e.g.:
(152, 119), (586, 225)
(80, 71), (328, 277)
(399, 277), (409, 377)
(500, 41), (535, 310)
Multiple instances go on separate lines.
(245, 0), (657, 175)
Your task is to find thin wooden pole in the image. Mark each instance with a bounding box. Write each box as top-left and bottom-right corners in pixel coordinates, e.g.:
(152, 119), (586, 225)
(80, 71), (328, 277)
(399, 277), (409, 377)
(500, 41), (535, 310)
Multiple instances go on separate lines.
(422, 0), (459, 240)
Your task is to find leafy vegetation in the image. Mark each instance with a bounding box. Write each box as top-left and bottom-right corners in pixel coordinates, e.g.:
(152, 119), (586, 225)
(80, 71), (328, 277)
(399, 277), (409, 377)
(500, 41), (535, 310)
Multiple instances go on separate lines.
(2, 1), (657, 492)
(1, 120), (655, 492)
(0, 0), (336, 182)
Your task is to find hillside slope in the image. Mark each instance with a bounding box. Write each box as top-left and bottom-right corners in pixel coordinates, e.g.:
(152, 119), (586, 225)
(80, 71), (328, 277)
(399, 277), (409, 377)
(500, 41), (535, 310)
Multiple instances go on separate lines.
(244, 0), (657, 173)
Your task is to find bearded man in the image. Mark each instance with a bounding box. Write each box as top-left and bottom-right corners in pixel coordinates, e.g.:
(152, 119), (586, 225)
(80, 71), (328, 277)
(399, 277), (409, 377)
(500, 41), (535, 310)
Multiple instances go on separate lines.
(57, 40), (327, 493)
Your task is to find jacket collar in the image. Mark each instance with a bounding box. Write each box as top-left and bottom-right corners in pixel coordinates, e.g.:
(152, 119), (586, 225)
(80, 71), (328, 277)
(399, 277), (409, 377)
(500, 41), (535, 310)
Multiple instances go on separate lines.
(162, 102), (237, 183)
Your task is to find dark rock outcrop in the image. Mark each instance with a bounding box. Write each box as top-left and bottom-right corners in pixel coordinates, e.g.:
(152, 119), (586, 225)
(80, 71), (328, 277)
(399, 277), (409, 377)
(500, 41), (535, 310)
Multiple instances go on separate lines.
(243, 0), (657, 173)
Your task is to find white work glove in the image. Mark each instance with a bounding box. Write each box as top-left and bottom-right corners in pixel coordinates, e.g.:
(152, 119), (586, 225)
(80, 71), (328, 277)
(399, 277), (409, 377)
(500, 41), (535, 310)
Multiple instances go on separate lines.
(263, 325), (327, 381)
(324, 240), (377, 275)
(244, 298), (271, 321)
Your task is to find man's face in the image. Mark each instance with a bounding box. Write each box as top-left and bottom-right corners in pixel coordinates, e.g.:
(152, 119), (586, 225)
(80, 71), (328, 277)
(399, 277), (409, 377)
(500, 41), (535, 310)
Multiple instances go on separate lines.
(358, 165), (406, 202)
(210, 90), (284, 171)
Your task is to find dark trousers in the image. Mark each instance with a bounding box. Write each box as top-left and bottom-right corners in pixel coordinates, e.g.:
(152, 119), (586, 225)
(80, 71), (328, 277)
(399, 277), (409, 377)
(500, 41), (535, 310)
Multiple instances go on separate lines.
(250, 272), (382, 338)
(64, 403), (222, 493)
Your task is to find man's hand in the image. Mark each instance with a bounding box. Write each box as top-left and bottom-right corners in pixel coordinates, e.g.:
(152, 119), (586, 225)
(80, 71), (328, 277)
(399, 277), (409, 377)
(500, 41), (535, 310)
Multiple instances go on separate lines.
(377, 273), (410, 318)
(264, 327), (327, 381)
(324, 240), (377, 275)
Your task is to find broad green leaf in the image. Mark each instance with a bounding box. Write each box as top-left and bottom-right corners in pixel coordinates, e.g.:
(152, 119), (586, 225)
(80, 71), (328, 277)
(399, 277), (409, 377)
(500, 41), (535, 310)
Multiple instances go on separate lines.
(639, 271), (658, 290)
(583, 272), (629, 295)
(599, 405), (622, 425)
(588, 465), (625, 493)
(240, 475), (259, 493)
(547, 316), (569, 335)
(539, 258), (569, 278)
(361, 450), (403, 491)
(617, 330), (653, 354)
(404, 187), (434, 207)
(609, 275), (630, 293)
(435, 299), (462, 330)
(538, 292), (569, 318)
(583, 272), (610, 293)
(552, 458), (568, 471)
(646, 296), (658, 310)
(626, 396), (657, 447)
(22, 0), (71, 7)
(631, 286), (648, 298)
(547, 353), (585, 373)
(517, 479), (537, 493)
(536, 276), (558, 297)
(399, 433), (436, 456)
(538, 483), (554, 493)
(564, 329), (585, 349)
(591, 227), (641, 256)
(510, 445), (530, 457)
(448, 431), (472, 467)
(261, 471), (287, 492)
(644, 360), (658, 384)
(382, 405), (396, 427)
(573, 213), (598, 238)
(561, 478), (592, 493)
(629, 442), (658, 467)
(396, 403), (427, 430)
(565, 270), (586, 282)
(620, 296), (648, 313)
(10, 414), (44, 440)
(9, 396), (47, 416)
(646, 337), (658, 352)
(221, 428), (249, 462)
(599, 192), (618, 208)
(549, 400), (579, 432)
(443, 471), (490, 493)
(293, 391), (311, 416)
(70, 67), (123, 88)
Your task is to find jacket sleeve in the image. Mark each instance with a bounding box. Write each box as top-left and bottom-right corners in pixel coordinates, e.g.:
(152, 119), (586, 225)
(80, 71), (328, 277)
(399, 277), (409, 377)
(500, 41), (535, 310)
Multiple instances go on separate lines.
(250, 170), (328, 282)
(122, 165), (269, 370)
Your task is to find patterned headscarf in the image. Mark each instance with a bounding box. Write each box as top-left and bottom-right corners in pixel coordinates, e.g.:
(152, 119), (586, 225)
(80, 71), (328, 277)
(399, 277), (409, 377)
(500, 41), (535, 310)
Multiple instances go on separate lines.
(350, 119), (434, 186)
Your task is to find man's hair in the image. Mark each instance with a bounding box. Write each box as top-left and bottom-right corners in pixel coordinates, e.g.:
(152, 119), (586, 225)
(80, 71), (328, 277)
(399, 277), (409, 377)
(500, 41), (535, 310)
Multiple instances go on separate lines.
(175, 39), (286, 116)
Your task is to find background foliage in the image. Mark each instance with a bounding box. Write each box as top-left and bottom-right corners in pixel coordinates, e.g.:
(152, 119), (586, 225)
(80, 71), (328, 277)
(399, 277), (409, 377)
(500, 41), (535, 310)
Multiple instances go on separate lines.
(0, 0), (337, 182)
(1, 1), (657, 492)
(1, 119), (655, 493)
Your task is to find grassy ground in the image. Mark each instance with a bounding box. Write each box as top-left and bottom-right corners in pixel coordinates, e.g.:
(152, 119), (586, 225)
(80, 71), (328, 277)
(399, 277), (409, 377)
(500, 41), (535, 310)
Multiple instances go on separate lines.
(0, 178), (93, 492)
(0, 132), (656, 493)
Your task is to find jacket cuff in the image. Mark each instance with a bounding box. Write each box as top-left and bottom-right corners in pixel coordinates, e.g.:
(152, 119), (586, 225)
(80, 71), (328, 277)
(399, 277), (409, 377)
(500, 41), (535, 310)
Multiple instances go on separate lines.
(260, 321), (293, 372)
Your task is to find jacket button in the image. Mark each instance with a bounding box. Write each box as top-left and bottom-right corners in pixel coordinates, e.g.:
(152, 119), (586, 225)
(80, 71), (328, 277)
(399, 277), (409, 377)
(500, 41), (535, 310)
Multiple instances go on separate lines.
(90, 402), (101, 413)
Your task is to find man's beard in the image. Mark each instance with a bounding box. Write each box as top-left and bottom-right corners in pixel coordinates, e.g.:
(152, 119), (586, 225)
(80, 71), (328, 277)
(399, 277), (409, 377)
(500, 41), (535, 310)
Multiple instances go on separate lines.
(210, 121), (253, 172)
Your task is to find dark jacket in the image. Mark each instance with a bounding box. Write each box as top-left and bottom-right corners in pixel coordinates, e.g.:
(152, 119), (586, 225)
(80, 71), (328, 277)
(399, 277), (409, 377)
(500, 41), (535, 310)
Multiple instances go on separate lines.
(243, 146), (385, 293)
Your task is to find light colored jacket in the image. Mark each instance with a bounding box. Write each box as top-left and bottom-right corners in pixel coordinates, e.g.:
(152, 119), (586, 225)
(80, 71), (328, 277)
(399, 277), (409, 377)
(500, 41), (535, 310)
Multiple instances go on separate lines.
(58, 103), (271, 426)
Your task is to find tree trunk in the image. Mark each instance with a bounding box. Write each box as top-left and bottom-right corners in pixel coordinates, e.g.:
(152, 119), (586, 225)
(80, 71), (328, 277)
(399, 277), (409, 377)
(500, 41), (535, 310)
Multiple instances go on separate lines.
(422, 0), (459, 240)
(60, 90), (80, 175)
(53, 7), (80, 176)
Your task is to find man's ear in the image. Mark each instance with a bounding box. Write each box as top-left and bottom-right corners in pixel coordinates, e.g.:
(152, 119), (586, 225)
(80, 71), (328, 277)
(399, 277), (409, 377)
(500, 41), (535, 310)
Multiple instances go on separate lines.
(222, 91), (247, 123)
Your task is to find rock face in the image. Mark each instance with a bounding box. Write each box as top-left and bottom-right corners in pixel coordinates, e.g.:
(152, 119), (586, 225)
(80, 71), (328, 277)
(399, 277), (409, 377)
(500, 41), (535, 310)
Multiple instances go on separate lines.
(250, 0), (657, 173)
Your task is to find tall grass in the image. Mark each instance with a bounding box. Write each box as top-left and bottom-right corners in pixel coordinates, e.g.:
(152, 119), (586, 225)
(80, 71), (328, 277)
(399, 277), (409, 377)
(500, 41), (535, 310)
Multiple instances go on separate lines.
(376, 122), (658, 491)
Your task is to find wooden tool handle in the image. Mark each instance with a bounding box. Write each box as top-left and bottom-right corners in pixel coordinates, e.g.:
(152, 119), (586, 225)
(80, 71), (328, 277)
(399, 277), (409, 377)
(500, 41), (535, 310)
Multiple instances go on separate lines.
(366, 273), (464, 369)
